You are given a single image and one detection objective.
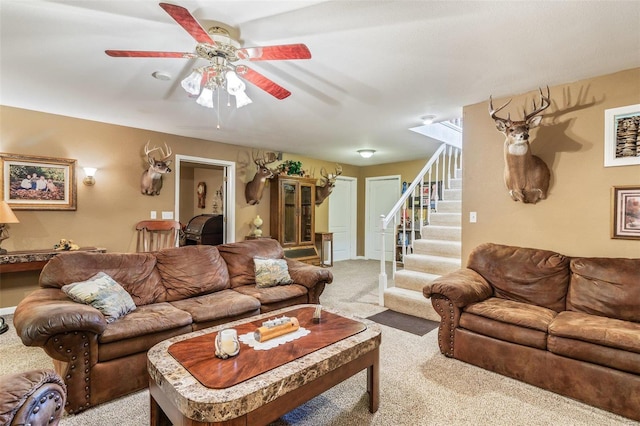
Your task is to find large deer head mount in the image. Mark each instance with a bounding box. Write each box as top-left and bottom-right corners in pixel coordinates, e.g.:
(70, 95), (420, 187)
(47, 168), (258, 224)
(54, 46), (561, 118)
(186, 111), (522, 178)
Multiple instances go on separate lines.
(489, 87), (551, 204)
(141, 141), (172, 196)
(315, 165), (342, 205)
(245, 151), (278, 205)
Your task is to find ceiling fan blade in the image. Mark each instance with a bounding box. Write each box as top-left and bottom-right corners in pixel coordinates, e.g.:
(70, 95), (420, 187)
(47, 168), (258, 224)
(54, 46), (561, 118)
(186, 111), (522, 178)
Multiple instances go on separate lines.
(239, 67), (291, 100)
(105, 50), (197, 59)
(237, 44), (311, 61)
(159, 2), (214, 44)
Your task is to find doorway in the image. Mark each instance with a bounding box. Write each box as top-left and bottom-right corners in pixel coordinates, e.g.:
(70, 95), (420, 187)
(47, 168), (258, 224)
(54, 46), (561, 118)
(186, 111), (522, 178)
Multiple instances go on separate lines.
(365, 175), (401, 260)
(174, 155), (236, 243)
(328, 176), (357, 261)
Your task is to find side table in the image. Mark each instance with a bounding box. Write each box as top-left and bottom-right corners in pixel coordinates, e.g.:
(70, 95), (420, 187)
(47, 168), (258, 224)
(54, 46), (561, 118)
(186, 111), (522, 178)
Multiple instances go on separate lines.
(315, 232), (333, 267)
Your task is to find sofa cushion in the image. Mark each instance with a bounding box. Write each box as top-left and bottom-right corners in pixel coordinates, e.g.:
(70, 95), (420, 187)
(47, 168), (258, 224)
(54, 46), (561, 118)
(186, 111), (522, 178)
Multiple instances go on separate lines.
(233, 283), (307, 305)
(548, 311), (640, 375)
(460, 297), (557, 350)
(549, 311), (640, 354)
(155, 245), (230, 302)
(40, 251), (163, 306)
(169, 289), (261, 323)
(98, 302), (192, 344)
(467, 243), (570, 312)
(62, 272), (136, 323)
(254, 257), (293, 288)
(567, 257), (640, 322)
(218, 239), (285, 288)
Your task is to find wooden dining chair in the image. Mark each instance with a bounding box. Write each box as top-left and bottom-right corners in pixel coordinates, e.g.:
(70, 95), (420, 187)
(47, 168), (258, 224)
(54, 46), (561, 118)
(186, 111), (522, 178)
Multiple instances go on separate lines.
(135, 220), (182, 252)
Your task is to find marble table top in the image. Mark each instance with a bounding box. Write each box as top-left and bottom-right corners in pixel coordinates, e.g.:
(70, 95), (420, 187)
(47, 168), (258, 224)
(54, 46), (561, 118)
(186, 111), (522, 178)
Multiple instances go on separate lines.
(0, 247), (105, 265)
(147, 304), (381, 423)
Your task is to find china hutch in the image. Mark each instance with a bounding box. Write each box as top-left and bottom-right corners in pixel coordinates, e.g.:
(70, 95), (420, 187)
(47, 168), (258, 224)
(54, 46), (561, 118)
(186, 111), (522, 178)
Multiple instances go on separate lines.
(269, 175), (320, 265)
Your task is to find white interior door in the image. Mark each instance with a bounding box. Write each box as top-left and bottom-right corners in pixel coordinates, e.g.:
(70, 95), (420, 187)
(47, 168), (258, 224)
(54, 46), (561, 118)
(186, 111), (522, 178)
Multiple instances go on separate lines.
(328, 176), (357, 261)
(365, 176), (400, 260)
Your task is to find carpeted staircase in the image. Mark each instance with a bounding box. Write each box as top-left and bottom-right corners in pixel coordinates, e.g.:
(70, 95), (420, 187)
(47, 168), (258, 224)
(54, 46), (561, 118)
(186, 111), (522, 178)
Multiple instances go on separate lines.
(384, 168), (462, 320)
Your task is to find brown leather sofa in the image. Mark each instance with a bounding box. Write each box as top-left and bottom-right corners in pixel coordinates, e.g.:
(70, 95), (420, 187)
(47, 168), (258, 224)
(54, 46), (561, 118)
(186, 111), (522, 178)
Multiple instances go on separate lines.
(0, 369), (66, 426)
(13, 239), (332, 414)
(423, 243), (640, 421)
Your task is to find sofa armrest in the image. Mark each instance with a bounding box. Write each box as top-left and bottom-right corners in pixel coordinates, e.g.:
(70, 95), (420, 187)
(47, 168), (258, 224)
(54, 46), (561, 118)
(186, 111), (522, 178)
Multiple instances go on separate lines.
(285, 258), (333, 289)
(13, 288), (107, 347)
(423, 269), (493, 307)
(0, 369), (66, 426)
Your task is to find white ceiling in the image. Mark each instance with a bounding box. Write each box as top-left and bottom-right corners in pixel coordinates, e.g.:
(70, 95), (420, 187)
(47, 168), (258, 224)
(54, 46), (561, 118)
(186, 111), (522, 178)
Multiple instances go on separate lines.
(1, 1), (639, 166)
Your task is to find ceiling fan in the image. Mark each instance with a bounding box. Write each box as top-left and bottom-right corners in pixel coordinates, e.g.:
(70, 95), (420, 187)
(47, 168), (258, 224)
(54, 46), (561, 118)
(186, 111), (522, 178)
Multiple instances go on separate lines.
(105, 2), (311, 107)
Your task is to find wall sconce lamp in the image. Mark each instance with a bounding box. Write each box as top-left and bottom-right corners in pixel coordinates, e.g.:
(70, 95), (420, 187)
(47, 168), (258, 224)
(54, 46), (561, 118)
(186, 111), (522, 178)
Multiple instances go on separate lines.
(0, 201), (19, 255)
(357, 149), (376, 159)
(83, 168), (97, 186)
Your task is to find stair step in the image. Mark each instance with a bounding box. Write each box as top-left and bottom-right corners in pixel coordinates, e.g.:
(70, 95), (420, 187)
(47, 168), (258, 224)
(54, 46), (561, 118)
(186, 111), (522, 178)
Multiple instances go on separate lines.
(403, 254), (461, 275)
(383, 287), (441, 321)
(443, 188), (461, 200)
(394, 269), (440, 292)
(421, 225), (461, 241)
(428, 212), (461, 226)
(433, 200), (460, 213)
(413, 239), (461, 258)
(448, 178), (462, 190)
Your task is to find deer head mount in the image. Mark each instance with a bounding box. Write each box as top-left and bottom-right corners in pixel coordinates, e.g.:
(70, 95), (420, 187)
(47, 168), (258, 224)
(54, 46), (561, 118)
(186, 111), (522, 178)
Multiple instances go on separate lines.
(315, 165), (342, 205)
(141, 141), (172, 196)
(245, 151), (278, 205)
(489, 87), (551, 204)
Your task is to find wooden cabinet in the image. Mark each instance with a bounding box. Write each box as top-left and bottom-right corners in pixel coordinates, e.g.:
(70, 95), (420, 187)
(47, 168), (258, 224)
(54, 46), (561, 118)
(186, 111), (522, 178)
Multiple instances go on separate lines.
(270, 175), (319, 264)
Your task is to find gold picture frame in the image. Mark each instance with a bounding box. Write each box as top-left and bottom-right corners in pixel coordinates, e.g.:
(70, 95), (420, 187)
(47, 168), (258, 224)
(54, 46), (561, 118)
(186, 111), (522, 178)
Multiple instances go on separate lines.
(611, 185), (640, 240)
(1, 153), (77, 210)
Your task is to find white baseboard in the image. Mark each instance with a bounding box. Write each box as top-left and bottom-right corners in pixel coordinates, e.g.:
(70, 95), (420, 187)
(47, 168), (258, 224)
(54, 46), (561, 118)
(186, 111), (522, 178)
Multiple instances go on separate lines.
(0, 306), (17, 316)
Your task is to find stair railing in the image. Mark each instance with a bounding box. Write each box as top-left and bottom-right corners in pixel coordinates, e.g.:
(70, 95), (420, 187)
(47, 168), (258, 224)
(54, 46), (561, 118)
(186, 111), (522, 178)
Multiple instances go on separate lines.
(377, 143), (462, 305)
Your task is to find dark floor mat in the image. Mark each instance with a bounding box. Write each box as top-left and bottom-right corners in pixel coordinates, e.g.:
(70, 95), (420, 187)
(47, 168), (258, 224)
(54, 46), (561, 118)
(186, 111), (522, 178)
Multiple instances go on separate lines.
(366, 310), (439, 336)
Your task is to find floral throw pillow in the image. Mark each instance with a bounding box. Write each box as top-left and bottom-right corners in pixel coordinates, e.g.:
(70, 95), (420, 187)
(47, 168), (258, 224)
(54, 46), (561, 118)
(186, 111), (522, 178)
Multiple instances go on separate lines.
(62, 272), (136, 323)
(254, 257), (293, 288)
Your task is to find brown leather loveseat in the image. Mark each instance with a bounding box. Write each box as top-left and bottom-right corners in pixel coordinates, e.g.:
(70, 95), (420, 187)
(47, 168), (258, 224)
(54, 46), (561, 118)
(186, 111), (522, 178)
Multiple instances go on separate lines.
(423, 243), (640, 421)
(13, 239), (332, 414)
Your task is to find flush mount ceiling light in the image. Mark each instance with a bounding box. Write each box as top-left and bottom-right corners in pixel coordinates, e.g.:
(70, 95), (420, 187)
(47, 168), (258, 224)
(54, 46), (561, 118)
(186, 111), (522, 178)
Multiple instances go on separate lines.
(358, 149), (376, 158)
(421, 115), (436, 125)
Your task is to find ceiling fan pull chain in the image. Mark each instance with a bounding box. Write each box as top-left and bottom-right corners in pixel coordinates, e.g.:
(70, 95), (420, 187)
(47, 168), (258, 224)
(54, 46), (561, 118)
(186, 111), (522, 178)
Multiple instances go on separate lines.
(216, 89), (221, 130)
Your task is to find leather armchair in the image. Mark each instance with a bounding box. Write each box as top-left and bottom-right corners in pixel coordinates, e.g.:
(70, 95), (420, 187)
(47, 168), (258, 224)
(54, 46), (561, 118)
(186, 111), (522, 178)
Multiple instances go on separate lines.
(0, 369), (67, 426)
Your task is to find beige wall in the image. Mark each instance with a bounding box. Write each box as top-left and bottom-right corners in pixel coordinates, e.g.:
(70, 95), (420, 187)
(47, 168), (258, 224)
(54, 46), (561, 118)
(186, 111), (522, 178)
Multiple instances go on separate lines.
(462, 67), (640, 262)
(0, 108), (368, 307)
(2, 67), (638, 307)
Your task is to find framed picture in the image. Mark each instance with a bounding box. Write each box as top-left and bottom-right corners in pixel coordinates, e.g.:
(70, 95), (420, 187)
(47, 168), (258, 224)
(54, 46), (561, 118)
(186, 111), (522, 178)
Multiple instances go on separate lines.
(604, 104), (640, 167)
(1, 153), (77, 210)
(611, 185), (640, 240)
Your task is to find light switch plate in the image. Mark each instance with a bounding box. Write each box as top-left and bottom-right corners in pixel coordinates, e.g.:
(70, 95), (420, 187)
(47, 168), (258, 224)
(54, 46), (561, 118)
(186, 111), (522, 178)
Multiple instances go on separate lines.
(162, 211), (174, 220)
(150, 211), (157, 219)
(470, 212), (477, 223)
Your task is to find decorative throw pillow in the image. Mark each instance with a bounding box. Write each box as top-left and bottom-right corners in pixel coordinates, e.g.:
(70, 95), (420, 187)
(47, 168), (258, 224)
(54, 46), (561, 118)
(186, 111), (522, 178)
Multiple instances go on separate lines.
(62, 272), (136, 323)
(254, 257), (293, 288)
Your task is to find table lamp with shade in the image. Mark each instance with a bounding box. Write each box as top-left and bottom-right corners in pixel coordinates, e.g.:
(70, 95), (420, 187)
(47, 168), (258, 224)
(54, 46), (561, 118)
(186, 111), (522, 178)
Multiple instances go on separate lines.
(0, 201), (19, 255)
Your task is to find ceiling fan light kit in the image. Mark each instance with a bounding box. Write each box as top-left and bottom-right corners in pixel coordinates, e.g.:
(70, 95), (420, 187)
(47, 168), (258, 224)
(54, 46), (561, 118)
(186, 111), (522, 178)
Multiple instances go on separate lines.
(105, 2), (311, 122)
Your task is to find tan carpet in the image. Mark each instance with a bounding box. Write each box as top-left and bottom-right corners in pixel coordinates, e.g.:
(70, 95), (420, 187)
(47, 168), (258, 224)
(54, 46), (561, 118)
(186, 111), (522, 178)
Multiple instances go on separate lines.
(1, 259), (636, 425)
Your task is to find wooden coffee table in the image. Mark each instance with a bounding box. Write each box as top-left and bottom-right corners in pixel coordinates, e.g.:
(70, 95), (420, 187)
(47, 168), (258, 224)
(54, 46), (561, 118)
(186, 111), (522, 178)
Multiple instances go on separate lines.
(147, 304), (381, 425)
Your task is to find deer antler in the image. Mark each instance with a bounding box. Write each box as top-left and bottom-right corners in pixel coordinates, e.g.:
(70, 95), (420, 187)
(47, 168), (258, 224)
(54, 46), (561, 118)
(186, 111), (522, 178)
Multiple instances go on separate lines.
(489, 96), (512, 124)
(523, 86), (551, 121)
(252, 150), (278, 170)
(334, 164), (343, 177)
(144, 141), (172, 160)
